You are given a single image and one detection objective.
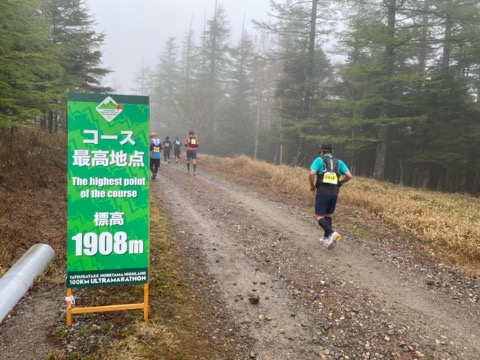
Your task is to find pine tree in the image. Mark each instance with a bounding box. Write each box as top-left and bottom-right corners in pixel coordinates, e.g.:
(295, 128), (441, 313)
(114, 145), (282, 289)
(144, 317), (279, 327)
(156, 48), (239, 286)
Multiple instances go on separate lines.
(42, 0), (112, 92)
(256, 0), (333, 164)
(214, 29), (256, 157)
(198, 1), (231, 150)
(152, 37), (180, 134)
(0, 0), (60, 128)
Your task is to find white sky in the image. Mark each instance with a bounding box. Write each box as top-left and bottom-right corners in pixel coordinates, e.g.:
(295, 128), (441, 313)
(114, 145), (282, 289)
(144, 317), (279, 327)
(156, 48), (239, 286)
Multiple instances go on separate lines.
(84, 0), (272, 93)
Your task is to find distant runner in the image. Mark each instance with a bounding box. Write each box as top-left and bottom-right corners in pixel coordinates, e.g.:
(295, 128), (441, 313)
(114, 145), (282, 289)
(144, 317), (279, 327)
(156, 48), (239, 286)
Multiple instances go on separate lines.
(184, 130), (199, 175)
(173, 137), (182, 163)
(149, 132), (162, 180)
(163, 136), (172, 164)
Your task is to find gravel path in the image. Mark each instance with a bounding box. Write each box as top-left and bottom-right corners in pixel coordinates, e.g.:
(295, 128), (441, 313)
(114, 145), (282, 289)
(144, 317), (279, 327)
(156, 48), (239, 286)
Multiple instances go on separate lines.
(155, 162), (480, 359)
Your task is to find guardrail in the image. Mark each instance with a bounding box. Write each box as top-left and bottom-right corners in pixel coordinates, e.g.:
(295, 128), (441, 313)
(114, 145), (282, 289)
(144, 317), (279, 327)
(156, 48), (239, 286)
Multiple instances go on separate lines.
(0, 244), (55, 323)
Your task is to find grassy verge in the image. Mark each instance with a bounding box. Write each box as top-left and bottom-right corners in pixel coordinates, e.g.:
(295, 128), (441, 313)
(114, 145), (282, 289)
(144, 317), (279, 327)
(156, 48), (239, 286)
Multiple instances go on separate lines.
(0, 127), (66, 280)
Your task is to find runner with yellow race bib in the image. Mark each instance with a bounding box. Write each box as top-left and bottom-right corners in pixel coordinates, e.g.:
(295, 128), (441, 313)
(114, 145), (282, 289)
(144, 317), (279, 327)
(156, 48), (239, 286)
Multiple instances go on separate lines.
(308, 143), (353, 249)
(184, 130), (199, 175)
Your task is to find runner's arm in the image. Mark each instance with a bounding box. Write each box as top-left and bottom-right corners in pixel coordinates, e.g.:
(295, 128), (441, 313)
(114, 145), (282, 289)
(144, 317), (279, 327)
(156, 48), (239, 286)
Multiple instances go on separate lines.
(338, 160), (352, 186)
(308, 169), (317, 192)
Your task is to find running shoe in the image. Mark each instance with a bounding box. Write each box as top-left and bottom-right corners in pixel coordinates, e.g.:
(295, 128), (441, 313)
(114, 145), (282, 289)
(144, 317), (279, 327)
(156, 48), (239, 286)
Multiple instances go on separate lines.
(325, 231), (341, 249)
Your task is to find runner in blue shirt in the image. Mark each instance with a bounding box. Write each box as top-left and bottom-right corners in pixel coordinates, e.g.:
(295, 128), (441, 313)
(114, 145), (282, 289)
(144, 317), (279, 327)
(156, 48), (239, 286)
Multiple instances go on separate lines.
(308, 143), (353, 249)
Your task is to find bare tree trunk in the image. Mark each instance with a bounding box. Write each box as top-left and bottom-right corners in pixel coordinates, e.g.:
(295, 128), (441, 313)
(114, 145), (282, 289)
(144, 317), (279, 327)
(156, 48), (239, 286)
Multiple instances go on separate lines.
(472, 168), (480, 195)
(373, 0), (397, 180)
(48, 110), (54, 133)
(427, 165), (441, 190)
(398, 158), (404, 185)
(279, 130), (283, 165)
(301, 0), (318, 120)
(54, 111), (59, 133)
(442, 11), (452, 71)
(254, 103), (260, 159)
(40, 113), (46, 130)
(373, 124), (387, 180)
(417, 3), (429, 72)
(273, 144), (279, 164)
(9, 126), (16, 154)
(477, 66), (480, 105)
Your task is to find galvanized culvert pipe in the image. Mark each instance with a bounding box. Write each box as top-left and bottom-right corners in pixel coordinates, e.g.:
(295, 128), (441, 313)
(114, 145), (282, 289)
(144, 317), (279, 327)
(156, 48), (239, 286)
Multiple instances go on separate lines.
(0, 244), (55, 323)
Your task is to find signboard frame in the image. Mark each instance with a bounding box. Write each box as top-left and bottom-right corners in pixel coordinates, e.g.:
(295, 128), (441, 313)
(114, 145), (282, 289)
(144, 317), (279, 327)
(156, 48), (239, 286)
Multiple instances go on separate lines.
(65, 93), (150, 326)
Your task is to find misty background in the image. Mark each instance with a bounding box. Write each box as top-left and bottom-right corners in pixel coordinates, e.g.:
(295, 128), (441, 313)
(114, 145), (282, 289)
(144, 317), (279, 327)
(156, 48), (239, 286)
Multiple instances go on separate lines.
(1, 0), (479, 194)
(84, 0), (272, 92)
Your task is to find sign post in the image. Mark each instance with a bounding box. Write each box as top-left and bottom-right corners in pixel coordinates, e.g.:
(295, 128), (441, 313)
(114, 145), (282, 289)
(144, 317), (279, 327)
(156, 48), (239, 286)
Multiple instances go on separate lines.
(66, 93), (150, 326)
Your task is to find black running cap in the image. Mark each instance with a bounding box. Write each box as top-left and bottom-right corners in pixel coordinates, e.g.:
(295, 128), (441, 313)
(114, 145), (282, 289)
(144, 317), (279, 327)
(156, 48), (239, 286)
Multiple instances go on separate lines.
(189, 130), (194, 135)
(319, 143), (333, 152)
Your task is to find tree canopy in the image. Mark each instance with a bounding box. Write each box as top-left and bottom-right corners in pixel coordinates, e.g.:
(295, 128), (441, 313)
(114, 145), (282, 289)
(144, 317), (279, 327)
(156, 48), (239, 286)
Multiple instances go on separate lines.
(0, 0), (111, 130)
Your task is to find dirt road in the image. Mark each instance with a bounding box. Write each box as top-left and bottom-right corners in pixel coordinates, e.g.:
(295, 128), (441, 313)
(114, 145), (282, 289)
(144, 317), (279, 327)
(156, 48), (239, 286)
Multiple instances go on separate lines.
(155, 162), (480, 359)
(1, 160), (479, 359)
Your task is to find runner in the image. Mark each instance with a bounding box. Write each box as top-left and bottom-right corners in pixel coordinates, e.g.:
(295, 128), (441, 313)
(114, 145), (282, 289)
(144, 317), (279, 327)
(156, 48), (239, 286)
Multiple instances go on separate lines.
(184, 130), (199, 175)
(163, 136), (172, 164)
(308, 143), (352, 249)
(149, 132), (162, 180)
(173, 136), (182, 163)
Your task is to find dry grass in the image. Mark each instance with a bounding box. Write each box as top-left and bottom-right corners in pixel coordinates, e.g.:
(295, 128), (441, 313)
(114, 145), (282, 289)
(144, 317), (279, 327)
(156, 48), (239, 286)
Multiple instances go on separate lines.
(201, 154), (480, 277)
(342, 179), (480, 273)
(0, 127), (66, 280)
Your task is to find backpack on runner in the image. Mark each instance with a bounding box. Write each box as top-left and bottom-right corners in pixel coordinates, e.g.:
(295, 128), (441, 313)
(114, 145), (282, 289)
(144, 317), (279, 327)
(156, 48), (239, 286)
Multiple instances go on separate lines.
(188, 136), (198, 147)
(317, 156), (340, 186)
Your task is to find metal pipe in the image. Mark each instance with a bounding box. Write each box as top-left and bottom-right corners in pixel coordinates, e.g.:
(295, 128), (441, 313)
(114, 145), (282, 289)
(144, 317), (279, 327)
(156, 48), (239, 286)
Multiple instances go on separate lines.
(0, 244), (55, 323)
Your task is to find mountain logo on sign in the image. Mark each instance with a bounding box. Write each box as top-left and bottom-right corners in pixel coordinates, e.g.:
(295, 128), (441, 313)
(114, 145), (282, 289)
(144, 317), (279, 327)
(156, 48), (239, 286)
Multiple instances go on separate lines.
(96, 96), (123, 122)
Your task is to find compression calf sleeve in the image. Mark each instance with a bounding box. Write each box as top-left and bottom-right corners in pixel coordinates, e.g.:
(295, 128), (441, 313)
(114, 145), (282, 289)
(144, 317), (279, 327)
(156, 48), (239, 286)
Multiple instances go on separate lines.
(324, 217), (332, 237)
(325, 216), (332, 227)
(318, 218), (333, 236)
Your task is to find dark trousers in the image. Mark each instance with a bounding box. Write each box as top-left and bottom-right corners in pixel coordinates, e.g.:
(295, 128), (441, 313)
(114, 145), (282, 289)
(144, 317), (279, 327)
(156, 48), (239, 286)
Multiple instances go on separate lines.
(150, 158), (160, 175)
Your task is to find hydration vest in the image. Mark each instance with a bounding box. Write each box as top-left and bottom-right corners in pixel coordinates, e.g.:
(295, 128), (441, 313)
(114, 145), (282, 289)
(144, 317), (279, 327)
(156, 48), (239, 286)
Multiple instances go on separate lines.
(188, 137), (198, 147)
(150, 139), (161, 153)
(317, 156), (340, 186)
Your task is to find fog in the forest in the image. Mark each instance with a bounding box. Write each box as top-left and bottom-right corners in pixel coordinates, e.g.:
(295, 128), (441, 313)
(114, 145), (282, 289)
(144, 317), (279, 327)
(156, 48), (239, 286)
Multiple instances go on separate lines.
(84, 0), (271, 91)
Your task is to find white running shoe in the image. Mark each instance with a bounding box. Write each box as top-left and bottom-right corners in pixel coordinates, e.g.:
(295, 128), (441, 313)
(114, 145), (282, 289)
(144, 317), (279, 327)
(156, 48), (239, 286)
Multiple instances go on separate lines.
(319, 237), (327, 246)
(325, 231), (341, 249)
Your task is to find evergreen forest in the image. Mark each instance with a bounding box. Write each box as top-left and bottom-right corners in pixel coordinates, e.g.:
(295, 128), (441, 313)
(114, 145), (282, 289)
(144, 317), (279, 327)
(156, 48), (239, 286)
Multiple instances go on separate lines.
(2, 0), (480, 194)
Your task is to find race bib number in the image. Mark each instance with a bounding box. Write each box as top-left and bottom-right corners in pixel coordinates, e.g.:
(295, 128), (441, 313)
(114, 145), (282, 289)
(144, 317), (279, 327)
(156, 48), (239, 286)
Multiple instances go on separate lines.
(190, 139), (197, 145)
(323, 172), (338, 185)
(153, 146), (160, 153)
(164, 143), (170, 147)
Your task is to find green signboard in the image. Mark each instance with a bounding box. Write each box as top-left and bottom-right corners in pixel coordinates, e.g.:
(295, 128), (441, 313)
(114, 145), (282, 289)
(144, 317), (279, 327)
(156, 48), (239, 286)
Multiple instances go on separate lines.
(66, 93), (149, 288)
